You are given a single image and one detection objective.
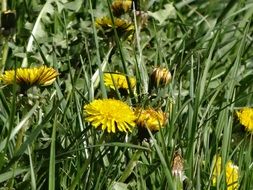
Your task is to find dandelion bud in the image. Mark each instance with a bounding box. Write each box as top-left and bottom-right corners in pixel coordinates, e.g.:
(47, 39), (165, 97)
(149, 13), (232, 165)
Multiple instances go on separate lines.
(150, 67), (172, 88)
(1, 10), (16, 36)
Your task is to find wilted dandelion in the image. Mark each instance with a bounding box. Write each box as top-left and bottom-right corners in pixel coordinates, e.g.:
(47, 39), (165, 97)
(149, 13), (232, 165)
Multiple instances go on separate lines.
(0, 66), (59, 87)
(135, 107), (167, 131)
(111, 0), (132, 17)
(172, 150), (185, 182)
(212, 155), (239, 190)
(104, 73), (136, 91)
(84, 99), (136, 133)
(96, 16), (134, 39)
(236, 107), (253, 133)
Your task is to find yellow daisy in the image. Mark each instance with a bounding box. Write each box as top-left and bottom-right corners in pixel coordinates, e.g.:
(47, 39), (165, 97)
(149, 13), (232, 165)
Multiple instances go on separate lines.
(0, 66), (59, 87)
(236, 107), (253, 133)
(134, 107), (167, 131)
(96, 16), (134, 38)
(84, 99), (136, 133)
(111, 0), (132, 17)
(212, 155), (239, 190)
(104, 73), (136, 91)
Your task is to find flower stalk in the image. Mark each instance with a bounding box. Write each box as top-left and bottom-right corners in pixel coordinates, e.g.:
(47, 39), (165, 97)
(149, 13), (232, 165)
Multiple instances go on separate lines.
(1, 0), (8, 72)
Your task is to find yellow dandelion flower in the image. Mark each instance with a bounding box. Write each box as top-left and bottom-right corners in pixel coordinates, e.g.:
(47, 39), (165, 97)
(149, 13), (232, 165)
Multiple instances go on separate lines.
(104, 73), (136, 91)
(135, 107), (167, 131)
(0, 66), (59, 87)
(96, 16), (134, 38)
(111, 0), (132, 17)
(84, 99), (136, 133)
(212, 155), (239, 190)
(236, 107), (253, 133)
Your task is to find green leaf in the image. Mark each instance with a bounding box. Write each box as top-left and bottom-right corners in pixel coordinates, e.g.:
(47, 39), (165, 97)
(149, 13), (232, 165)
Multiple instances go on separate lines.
(148, 3), (176, 25)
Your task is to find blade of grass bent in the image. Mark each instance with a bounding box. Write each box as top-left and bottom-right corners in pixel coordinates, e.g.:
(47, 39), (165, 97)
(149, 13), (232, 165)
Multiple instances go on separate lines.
(0, 168), (28, 183)
(22, 0), (54, 67)
(119, 149), (142, 182)
(1, 99), (62, 172)
(0, 102), (39, 152)
(147, 129), (176, 190)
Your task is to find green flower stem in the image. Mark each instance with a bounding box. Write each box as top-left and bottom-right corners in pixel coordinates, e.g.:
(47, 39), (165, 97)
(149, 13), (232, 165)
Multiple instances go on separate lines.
(7, 126), (26, 189)
(69, 133), (106, 190)
(15, 127), (25, 152)
(1, 39), (9, 72)
(15, 100), (31, 152)
(7, 97), (31, 189)
(1, 0), (7, 11)
(1, 0), (8, 72)
(175, 177), (183, 190)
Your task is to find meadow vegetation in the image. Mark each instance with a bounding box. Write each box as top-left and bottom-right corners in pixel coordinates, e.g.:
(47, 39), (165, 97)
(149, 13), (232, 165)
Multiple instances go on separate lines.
(0, 0), (252, 189)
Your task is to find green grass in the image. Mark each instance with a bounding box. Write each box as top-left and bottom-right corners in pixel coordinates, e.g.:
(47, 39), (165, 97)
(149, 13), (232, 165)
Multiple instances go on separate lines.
(0, 0), (253, 189)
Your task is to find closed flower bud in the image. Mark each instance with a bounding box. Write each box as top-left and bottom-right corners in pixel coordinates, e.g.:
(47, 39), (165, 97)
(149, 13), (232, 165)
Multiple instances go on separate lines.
(1, 10), (16, 36)
(150, 67), (172, 88)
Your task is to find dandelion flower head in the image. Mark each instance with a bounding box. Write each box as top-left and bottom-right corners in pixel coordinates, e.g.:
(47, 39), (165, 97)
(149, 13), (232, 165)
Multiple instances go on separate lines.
(135, 107), (167, 131)
(212, 155), (239, 190)
(111, 0), (132, 17)
(236, 107), (253, 133)
(0, 66), (59, 87)
(104, 73), (136, 91)
(84, 99), (136, 133)
(96, 16), (134, 37)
